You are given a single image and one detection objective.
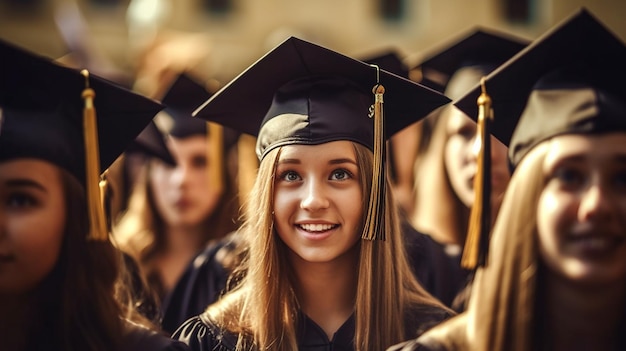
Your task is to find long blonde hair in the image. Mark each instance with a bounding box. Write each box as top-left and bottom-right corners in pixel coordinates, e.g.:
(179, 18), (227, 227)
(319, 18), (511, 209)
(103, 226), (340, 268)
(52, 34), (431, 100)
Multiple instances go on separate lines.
(419, 142), (549, 351)
(205, 142), (445, 350)
(411, 110), (469, 246)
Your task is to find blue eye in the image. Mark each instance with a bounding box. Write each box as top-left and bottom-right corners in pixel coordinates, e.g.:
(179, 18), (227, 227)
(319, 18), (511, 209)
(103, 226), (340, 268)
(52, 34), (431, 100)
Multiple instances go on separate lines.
(280, 171), (301, 182)
(330, 169), (352, 181)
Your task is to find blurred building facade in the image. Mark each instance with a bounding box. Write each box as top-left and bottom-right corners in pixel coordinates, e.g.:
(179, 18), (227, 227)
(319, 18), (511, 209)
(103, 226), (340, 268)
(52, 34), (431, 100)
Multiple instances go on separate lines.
(1, 0), (624, 89)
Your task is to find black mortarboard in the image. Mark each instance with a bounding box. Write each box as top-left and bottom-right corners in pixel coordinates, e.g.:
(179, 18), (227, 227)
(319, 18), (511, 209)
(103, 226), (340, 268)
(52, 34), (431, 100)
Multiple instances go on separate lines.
(0, 39), (164, 240)
(0, 39), (164, 184)
(193, 37), (450, 160)
(453, 8), (626, 167)
(193, 36), (450, 241)
(413, 29), (529, 96)
(161, 73), (212, 138)
(126, 121), (176, 166)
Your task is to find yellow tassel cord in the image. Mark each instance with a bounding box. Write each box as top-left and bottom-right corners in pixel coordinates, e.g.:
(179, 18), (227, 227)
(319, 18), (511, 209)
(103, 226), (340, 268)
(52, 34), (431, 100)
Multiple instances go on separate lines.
(81, 70), (108, 241)
(362, 84), (386, 241)
(207, 121), (225, 196)
(461, 77), (493, 269)
(237, 134), (259, 216)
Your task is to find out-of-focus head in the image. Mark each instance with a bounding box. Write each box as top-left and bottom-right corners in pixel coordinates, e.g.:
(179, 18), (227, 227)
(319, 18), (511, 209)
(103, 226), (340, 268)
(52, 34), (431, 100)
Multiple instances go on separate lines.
(455, 8), (626, 286)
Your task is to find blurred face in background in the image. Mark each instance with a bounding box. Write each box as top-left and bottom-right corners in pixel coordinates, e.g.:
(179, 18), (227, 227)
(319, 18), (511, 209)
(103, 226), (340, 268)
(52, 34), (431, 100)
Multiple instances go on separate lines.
(150, 135), (222, 228)
(537, 133), (626, 287)
(444, 108), (511, 209)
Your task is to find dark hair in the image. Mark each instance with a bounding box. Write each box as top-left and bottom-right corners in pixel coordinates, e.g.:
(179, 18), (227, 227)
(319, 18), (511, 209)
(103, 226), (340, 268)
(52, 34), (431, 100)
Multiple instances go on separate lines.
(32, 169), (142, 351)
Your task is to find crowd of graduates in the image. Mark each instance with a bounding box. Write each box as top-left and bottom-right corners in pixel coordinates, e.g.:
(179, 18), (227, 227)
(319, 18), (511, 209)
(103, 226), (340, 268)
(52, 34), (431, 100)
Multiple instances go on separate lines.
(1, 6), (625, 351)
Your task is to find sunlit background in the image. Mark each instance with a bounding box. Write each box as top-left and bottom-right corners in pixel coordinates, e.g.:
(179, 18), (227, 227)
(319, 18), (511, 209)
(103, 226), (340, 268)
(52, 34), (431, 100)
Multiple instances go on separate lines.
(1, 0), (624, 97)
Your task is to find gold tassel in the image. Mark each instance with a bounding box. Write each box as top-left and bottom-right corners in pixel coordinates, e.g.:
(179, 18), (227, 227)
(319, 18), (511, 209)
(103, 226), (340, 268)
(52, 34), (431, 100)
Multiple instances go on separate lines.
(362, 82), (386, 241)
(81, 69), (108, 241)
(461, 77), (493, 269)
(207, 121), (225, 196)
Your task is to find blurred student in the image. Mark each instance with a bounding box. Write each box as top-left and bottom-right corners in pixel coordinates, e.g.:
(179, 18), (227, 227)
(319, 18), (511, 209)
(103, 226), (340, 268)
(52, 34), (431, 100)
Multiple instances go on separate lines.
(0, 40), (188, 351)
(390, 8), (626, 351)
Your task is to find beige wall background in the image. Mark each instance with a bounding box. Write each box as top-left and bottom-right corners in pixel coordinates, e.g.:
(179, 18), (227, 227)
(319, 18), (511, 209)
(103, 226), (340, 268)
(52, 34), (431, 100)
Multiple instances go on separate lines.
(1, 0), (624, 88)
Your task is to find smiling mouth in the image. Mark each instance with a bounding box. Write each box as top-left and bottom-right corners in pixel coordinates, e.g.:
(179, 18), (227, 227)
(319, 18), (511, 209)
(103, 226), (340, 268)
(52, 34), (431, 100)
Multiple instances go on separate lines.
(297, 223), (339, 233)
(567, 234), (626, 255)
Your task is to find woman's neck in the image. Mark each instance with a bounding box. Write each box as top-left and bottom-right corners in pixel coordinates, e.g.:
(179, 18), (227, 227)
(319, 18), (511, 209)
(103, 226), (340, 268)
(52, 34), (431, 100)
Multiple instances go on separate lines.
(163, 224), (206, 253)
(540, 271), (626, 351)
(154, 224), (207, 294)
(290, 248), (359, 340)
(0, 292), (37, 350)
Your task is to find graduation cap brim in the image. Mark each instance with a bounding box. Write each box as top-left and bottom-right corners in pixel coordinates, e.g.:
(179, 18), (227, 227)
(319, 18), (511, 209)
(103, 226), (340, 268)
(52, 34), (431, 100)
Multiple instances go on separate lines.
(193, 37), (450, 139)
(414, 28), (529, 93)
(0, 39), (164, 182)
(127, 121), (176, 165)
(453, 8), (626, 147)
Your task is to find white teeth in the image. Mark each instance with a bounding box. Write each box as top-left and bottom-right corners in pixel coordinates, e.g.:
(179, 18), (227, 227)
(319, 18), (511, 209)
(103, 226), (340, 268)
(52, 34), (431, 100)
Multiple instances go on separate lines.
(299, 223), (335, 232)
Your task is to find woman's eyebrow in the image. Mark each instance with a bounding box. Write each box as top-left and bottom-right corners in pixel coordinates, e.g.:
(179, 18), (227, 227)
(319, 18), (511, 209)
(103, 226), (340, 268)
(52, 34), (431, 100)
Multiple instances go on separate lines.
(328, 158), (357, 165)
(5, 178), (48, 192)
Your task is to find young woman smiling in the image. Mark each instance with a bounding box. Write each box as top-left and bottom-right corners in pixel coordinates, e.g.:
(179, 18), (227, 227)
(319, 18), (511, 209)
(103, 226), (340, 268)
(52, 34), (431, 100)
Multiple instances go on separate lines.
(172, 37), (454, 350)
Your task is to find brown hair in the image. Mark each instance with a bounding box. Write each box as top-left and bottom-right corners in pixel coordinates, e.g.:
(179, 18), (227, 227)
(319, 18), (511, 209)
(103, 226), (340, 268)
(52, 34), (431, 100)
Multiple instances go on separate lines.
(35, 169), (155, 351)
(205, 142), (446, 350)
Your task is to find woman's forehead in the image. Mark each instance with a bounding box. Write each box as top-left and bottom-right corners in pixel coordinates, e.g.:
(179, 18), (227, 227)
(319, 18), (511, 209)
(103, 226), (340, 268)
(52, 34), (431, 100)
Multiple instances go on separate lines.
(277, 141), (357, 161)
(543, 133), (626, 166)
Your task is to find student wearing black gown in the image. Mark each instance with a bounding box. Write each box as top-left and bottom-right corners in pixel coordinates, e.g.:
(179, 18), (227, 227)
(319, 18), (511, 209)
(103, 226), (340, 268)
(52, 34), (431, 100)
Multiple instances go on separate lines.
(388, 8), (626, 351)
(172, 37), (454, 351)
(0, 39), (188, 351)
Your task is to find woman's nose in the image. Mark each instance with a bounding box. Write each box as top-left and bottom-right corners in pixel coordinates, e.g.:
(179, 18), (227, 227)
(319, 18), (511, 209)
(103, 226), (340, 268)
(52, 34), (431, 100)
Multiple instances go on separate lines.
(578, 182), (615, 223)
(300, 180), (330, 211)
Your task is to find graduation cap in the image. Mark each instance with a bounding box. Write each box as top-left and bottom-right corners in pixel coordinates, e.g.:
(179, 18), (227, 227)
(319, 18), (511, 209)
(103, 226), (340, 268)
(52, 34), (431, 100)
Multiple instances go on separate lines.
(0, 39), (164, 240)
(159, 73), (230, 197)
(453, 8), (626, 268)
(126, 121), (176, 166)
(409, 29), (528, 269)
(413, 28), (529, 97)
(454, 8), (626, 167)
(193, 36), (450, 240)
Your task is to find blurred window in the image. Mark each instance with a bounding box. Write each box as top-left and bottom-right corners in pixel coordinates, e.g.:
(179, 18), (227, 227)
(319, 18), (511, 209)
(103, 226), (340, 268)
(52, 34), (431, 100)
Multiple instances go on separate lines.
(502, 0), (534, 24)
(379, 0), (405, 22)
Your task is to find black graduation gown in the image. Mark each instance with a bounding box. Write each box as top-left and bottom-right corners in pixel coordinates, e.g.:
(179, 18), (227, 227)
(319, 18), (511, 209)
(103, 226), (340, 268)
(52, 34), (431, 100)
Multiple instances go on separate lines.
(173, 306), (452, 351)
(25, 321), (190, 351)
(121, 324), (192, 351)
(161, 237), (236, 334)
(401, 221), (470, 308)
